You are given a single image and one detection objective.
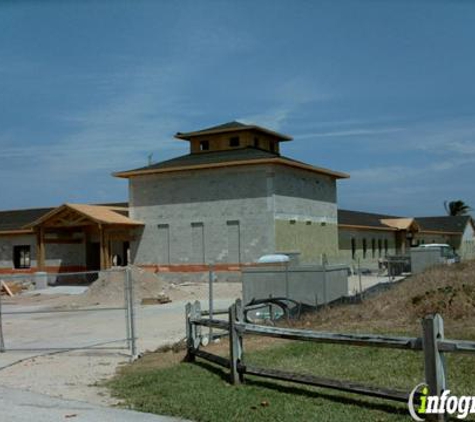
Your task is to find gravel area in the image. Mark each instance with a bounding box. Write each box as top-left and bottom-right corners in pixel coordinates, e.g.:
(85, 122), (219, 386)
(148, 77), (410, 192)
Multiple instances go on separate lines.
(0, 269), (241, 406)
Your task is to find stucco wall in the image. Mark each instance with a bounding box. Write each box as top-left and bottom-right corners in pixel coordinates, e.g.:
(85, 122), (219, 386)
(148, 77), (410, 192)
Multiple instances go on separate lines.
(338, 228), (397, 268)
(273, 166), (339, 263)
(129, 165), (276, 265)
(275, 220), (338, 264)
(413, 233), (457, 249)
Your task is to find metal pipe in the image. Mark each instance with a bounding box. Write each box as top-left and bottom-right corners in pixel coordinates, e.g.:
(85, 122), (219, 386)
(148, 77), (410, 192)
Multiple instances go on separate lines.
(0, 291), (4, 352)
(0, 268), (125, 281)
(124, 268), (131, 351)
(357, 257), (363, 297)
(126, 267), (137, 358)
(2, 307), (127, 316)
(208, 263), (214, 342)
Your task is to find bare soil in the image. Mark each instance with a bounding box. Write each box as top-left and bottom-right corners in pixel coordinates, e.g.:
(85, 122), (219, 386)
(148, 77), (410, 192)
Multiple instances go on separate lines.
(0, 267), (242, 406)
(2, 266), (242, 309)
(126, 260), (475, 376)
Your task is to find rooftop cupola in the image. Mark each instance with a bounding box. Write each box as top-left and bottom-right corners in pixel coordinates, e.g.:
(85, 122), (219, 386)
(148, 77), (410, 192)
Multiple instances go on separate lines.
(174, 121), (293, 155)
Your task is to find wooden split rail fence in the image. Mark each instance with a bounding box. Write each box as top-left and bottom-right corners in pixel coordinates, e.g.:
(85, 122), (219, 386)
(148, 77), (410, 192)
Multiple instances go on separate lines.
(186, 299), (475, 410)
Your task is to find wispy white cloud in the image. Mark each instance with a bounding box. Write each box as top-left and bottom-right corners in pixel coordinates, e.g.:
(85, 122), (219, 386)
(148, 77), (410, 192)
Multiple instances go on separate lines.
(296, 127), (405, 139)
(239, 77), (331, 131)
(239, 107), (294, 132)
(17, 63), (192, 174)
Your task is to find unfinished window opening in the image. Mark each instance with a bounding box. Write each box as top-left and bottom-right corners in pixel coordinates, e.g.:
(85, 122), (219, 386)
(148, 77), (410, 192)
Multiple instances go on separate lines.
(227, 220), (241, 264)
(229, 136), (240, 147)
(157, 224), (170, 264)
(362, 238), (367, 259)
(199, 140), (209, 151)
(371, 239), (376, 258)
(191, 222), (205, 264)
(384, 239), (389, 255)
(13, 245), (31, 269)
(351, 238), (356, 260)
(254, 137), (259, 148)
(378, 239), (382, 257)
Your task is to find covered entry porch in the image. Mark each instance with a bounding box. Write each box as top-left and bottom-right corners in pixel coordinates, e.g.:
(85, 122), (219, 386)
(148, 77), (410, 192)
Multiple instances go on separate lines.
(27, 204), (143, 271)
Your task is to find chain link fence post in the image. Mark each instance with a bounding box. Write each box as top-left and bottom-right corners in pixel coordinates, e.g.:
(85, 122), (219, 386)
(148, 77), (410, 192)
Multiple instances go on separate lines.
(126, 267), (137, 359)
(0, 290), (5, 353)
(124, 268), (131, 352)
(357, 256), (363, 300)
(208, 263), (214, 342)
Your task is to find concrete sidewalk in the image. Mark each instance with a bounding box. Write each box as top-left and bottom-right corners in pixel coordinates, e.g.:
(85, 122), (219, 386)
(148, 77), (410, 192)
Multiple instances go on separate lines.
(0, 385), (188, 422)
(0, 298), (235, 406)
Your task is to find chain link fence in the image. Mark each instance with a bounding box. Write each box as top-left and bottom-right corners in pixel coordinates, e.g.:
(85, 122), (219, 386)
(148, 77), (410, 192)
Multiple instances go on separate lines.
(0, 268), (136, 358)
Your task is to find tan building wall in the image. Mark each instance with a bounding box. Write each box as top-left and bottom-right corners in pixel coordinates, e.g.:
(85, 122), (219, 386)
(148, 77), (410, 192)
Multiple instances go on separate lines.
(338, 228), (398, 268)
(189, 131), (280, 154)
(275, 219), (339, 264)
(413, 232), (455, 247)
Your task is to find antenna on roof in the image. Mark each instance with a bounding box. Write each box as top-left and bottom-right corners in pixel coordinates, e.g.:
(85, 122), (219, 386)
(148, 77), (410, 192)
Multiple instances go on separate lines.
(148, 153), (153, 166)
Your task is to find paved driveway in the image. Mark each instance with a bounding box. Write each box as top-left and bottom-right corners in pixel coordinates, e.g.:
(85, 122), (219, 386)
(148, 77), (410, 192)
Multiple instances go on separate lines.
(0, 386), (188, 422)
(0, 299), (234, 406)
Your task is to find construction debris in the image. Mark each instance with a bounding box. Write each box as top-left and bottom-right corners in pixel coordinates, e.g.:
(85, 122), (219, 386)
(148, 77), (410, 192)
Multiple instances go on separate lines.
(1, 280), (25, 297)
(141, 294), (172, 305)
(141, 293), (172, 305)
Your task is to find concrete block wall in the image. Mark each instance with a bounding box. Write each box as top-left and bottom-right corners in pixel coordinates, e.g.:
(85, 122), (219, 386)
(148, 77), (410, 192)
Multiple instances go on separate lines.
(0, 234), (35, 269)
(0, 233), (86, 273)
(410, 248), (443, 274)
(129, 163), (343, 268)
(129, 165), (276, 266)
(242, 264), (349, 306)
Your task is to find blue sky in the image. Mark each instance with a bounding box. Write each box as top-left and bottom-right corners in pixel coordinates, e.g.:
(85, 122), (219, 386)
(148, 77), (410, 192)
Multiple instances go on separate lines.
(1, 0), (474, 216)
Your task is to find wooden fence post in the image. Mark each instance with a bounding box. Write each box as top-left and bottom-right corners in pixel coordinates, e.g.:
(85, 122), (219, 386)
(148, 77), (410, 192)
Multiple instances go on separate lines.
(185, 302), (195, 362)
(422, 314), (447, 422)
(229, 299), (244, 384)
(185, 301), (202, 362)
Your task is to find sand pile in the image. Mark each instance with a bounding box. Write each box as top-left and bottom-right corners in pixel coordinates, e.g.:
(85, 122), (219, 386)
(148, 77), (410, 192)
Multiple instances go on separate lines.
(68, 266), (242, 308)
(67, 267), (171, 307)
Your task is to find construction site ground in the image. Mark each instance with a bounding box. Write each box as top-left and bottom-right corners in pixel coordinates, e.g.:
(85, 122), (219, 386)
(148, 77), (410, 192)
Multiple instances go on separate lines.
(0, 268), (390, 408)
(0, 269), (242, 406)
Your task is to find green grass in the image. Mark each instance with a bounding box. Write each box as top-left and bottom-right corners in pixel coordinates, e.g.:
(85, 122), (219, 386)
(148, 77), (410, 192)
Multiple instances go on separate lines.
(107, 340), (475, 421)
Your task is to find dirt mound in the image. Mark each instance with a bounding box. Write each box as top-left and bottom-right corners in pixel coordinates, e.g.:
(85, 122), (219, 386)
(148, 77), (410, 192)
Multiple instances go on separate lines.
(67, 266), (242, 308)
(67, 267), (173, 307)
(302, 260), (475, 336)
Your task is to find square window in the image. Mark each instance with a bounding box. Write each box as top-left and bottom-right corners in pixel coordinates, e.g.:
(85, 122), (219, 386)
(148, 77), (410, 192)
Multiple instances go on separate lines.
(229, 136), (240, 147)
(13, 245), (31, 269)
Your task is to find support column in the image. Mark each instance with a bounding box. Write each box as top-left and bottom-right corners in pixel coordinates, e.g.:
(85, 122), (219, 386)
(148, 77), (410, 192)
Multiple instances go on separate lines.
(99, 225), (106, 270)
(401, 231), (406, 255)
(106, 233), (112, 268)
(36, 227), (45, 271)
